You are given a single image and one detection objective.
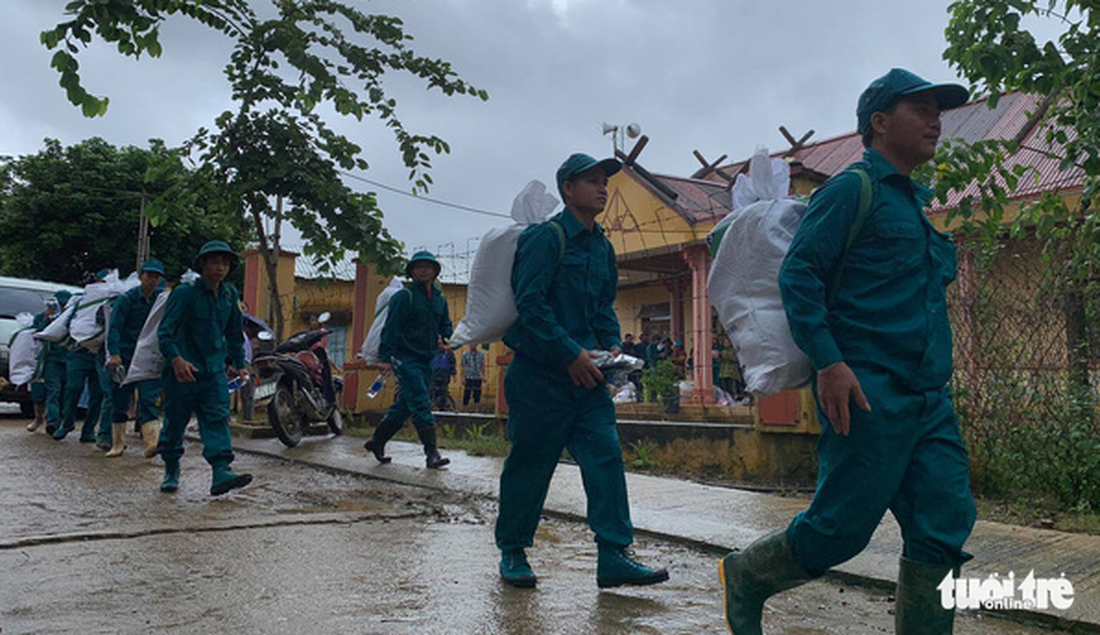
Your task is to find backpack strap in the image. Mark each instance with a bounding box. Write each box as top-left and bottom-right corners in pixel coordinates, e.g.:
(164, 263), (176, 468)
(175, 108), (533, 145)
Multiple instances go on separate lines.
(547, 217), (566, 266)
(826, 168), (874, 305)
(376, 287), (410, 319)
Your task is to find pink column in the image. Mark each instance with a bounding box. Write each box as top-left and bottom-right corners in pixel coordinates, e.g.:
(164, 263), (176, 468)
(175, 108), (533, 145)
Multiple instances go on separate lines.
(682, 245), (714, 404)
(662, 278), (687, 343)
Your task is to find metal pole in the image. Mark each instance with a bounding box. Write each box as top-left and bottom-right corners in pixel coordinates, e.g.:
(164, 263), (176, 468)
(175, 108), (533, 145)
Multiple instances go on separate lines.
(136, 193), (149, 270)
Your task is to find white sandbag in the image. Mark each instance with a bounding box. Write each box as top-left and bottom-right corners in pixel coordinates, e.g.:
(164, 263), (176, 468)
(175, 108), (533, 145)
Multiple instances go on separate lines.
(707, 148), (811, 396)
(34, 304), (75, 342)
(8, 313), (41, 386)
(359, 278), (405, 364)
(70, 270), (138, 345)
(450, 179), (559, 346)
(123, 291), (168, 385)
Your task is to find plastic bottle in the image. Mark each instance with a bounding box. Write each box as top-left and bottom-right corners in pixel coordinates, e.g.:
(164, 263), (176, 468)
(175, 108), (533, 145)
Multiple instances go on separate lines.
(227, 374), (248, 392)
(366, 370), (391, 399)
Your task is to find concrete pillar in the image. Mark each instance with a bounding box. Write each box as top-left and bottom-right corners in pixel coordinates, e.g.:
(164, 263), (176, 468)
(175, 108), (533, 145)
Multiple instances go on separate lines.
(682, 245), (714, 403)
(662, 277), (687, 344)
(240, 248), (298, 339)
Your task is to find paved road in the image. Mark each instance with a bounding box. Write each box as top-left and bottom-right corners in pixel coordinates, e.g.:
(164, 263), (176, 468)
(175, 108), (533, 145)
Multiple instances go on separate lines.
(0, 417), (1058, 634)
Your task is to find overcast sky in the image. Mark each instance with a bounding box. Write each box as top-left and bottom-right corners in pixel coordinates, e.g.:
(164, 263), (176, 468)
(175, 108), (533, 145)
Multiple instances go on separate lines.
(0, 1), (1064, 265)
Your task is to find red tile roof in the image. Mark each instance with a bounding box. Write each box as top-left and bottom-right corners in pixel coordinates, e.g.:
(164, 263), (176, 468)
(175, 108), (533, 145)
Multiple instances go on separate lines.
(632, 92), (1084, 224)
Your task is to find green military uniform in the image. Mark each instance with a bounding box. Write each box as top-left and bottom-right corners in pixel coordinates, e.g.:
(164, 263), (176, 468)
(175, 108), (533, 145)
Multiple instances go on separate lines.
(779, 147), (974, 574)
(55, 346), (104, 442)
(106, 282), (165, 429)
(494, 154), (668, 590)
(718, 69), (973, 635)
(378, 280), (453, 431)
(39, 291), (72, 433)
(363, 251), (454, 469)
(496, 209), (633, 550)
(157, 241), (250, 495)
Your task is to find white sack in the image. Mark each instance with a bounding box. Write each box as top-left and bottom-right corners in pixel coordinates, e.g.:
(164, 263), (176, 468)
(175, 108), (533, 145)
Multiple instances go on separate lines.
(8, 313), (41, 386)
(123, 291), (168, 385)
(707, 147), (811, 396)
(70, 270), (138, 345)
(450, 179), (559, 347)
(360, 278), (405, 364)
(34, 304), (75, 342)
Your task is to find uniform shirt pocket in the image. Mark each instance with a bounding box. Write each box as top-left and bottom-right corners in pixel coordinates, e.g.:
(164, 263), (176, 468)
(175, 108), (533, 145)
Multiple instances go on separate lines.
(873, 220), (925, 273)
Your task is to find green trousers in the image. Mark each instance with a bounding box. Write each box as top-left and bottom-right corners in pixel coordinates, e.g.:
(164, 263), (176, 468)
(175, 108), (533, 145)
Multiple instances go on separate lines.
(157, 372), (235, 468)
(60, 348), (103, 437)
(383, 359), (436, 431)
(495, 357), (634, 553)
(95, 362), (115, 442)
(787, 368), (975, 576)
(110, 377), (162, 426)
(41, 356), (67, 424)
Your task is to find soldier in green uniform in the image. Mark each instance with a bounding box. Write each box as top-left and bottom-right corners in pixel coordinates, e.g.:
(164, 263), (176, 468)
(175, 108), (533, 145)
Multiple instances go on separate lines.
(53, 272), (109, 443)
(39, 290), (72, 436)
(156, 241), (251, 496)
(102, 258), (166, 458)
(718, 69), (975, 635)
(27, 295), (62, 432)
(494, 153), (669, 590)
(363, 251), (453, 469)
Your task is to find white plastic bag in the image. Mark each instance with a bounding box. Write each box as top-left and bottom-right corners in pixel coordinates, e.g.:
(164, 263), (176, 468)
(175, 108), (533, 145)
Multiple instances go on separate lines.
(34, 304), (75, 342)
(707, 147), (812, 396)
(123, 292), (169, 385)
(360, 278), (405, 364)
(612, 384), (636, 403)
(70, 270), (139, 346)
(450, 180), (559, 347)
(8, 313), (42, 386)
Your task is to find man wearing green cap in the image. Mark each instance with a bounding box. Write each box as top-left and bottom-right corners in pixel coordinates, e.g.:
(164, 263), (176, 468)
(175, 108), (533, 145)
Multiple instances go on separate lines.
(40, 290), (72, 436)
(102, 258), (167, 458)
(53, 273), (110, 443)
(719, 69), (975, 635)
(27, 293), (65, 432)
(494, 152), (669, 590)
(157, 241), (251, 496)
(362, 250), (454, 469)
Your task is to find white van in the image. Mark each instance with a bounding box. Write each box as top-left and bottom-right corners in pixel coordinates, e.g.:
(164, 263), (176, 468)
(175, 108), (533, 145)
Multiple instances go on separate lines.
(0, 276), (82, 415)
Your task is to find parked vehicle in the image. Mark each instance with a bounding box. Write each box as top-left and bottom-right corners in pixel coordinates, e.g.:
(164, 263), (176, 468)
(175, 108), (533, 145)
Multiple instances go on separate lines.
(0, 276), (82, 416)
(252, 313), (343, 447)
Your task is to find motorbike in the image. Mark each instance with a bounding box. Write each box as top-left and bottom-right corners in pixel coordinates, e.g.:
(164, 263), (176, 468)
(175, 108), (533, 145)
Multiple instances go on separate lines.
(252, 312), (344, 447)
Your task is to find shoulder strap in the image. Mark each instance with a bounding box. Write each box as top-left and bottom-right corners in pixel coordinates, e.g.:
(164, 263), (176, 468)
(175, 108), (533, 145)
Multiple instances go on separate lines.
(376, 287), (410, 319)
(826, 168), (874, 305)
(547, 218), (566, 266)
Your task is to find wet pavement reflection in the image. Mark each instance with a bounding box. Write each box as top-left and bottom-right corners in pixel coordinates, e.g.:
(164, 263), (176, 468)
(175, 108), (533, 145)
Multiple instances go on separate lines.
(0, 418), (1059, 633)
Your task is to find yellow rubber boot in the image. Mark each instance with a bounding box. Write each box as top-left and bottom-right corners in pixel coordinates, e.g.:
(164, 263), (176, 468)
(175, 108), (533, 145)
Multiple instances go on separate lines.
(105, 423), (127, 458)
(141, 420), (162, 458)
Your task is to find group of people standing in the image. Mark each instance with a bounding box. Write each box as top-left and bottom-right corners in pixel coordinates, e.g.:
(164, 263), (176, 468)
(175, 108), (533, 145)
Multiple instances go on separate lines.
(25, 241), (254, 497)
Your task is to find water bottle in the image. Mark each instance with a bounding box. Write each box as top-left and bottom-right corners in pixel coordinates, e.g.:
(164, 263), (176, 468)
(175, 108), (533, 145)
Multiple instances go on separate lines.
(227, 373), (248, 392)
(366, 370), (390, 399)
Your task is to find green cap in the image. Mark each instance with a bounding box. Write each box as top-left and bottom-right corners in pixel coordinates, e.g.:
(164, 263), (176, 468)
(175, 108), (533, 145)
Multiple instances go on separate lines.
(857, 68), (969, 137)
(95, 268), (110, 281)
(555, 153), (622, 200)
(405, 250), (441, 278)
(139, 258), (166, 275)
(194, 240), (239, 271)
(54, 289), (73, 306)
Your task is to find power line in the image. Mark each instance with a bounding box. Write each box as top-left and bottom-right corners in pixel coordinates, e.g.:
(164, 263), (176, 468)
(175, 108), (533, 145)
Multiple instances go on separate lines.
(339, 170), (511, 220)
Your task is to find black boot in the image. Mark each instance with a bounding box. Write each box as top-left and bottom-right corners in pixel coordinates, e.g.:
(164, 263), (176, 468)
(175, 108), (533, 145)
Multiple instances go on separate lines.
(417, 427), (450, 469)
(363, 417), (403, 464)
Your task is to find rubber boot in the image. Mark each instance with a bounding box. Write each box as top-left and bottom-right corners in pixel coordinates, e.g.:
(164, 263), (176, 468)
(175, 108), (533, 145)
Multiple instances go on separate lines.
(210, 465), (253, 496)
(895, 557), (957, 635)
(500, 550), (537, 588)
(363, 417), (403, 464)
(46, 422), (59, 436)
(27, 403), (46, 432)
(141, 420), (162, 459)
(51, 423), (73, 441)
(597, 544), (670, 588)
(105, 423), (127, 457)
(160, 459), (180, 493)
(80, 420), (98, 444)
(417, 427), (450, 469)
(718, 530), (813, 635)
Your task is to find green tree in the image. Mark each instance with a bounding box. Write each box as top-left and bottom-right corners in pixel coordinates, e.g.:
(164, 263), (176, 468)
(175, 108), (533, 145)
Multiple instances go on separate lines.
(938, 1), (1098, 389)
(0, 137), (240, 285)
(43, 0), (488, 333)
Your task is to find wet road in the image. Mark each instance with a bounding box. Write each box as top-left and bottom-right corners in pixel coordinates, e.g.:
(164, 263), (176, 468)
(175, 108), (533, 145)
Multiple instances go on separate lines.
(0, 416), (1054, 634)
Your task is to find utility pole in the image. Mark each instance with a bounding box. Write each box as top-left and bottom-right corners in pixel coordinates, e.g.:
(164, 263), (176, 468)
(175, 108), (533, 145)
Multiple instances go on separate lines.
(136, 192), (150, 270)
